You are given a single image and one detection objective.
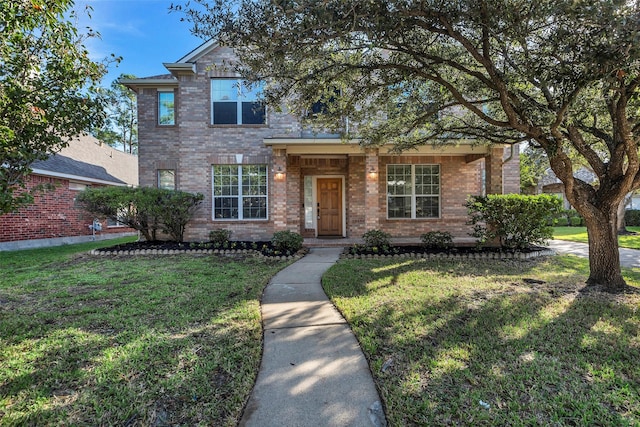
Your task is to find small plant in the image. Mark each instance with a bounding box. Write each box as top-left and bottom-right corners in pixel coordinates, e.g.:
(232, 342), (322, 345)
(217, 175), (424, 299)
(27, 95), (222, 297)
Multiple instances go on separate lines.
(209, 229), (232, 247)
(421, 231), (454, 249)
(362, 229), (391, 249)
(271, 230), (304, 254)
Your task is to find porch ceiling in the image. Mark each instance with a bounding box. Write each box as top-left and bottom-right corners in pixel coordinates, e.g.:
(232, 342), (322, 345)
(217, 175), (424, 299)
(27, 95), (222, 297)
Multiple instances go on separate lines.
(264, 138), (493, 156)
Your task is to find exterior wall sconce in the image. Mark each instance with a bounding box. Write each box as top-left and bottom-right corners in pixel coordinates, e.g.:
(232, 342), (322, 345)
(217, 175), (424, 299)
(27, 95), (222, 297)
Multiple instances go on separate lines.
(368, 166), (377, 179)
(274, 166), (285, 180)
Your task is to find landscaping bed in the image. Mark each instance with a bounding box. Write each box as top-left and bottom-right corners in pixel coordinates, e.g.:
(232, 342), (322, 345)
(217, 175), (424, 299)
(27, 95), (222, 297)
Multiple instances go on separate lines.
(90, 240), (307, 259)
(342, 244), (555, 260)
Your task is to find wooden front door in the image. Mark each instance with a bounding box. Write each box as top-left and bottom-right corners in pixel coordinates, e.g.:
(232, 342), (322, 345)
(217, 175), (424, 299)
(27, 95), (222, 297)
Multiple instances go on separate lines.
(317, 178), (342, 236)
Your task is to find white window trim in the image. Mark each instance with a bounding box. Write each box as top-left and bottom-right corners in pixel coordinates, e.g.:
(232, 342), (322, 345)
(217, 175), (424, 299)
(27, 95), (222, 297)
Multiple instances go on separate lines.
(386, 164), (441, 219)
(210, 79), (266, 125)
(157, 90), (175, 126)
(212, 165), (269, 221)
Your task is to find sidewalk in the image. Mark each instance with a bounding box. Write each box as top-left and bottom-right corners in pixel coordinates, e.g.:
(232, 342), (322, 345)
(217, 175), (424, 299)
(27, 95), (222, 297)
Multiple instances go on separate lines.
(239, 247), (386, 427)
(547, 240), (640, 269)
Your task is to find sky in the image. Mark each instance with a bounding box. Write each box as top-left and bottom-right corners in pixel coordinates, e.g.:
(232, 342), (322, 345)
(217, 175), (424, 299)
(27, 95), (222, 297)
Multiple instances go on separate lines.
(73, 0), (206, 87)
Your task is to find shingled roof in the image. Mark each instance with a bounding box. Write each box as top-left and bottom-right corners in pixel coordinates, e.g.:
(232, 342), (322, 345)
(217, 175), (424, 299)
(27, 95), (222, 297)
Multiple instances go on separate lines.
(31, 154), (127, 185)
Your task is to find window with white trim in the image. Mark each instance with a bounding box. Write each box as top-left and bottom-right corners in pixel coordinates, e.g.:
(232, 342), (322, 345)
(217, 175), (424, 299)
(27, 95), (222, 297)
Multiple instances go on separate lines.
(212, 165), (268, 220)
(387, 164), (440, 219)
(210, 79), (265, 125)
(158, 91), (175, 125)
(157, 169), (176, 190)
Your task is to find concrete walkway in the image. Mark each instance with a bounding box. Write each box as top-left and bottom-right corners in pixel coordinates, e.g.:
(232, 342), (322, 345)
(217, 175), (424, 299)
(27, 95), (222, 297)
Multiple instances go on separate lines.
(546, 240), (640, 268)
(239, 247), (386, 427)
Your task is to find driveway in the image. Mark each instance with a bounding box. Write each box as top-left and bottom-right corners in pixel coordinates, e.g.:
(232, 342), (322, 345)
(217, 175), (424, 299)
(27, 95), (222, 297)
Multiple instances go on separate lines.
(547, 240), (640, 269)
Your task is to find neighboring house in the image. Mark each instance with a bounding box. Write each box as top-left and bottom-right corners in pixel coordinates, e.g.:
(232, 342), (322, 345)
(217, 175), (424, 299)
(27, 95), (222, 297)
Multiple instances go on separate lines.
(121, 41), (519, 242)
(0, 135), (138, 251)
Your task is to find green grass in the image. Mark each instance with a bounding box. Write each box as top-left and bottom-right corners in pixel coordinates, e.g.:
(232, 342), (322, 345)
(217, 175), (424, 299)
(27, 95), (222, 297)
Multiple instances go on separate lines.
(323, 256), (640, 426)
(554, 226), (640, 249)
(0, 239), (290, 426)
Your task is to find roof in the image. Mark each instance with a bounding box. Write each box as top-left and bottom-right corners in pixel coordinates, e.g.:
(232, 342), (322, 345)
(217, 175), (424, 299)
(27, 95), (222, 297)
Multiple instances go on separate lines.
(31, 154), (127, 186)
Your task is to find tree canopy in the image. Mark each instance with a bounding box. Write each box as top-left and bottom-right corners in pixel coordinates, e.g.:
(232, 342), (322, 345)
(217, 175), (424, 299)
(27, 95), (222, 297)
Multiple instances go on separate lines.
(92, 73), (138, 154)
(179, 0), (640, 291)
(0, 0), (107, 213)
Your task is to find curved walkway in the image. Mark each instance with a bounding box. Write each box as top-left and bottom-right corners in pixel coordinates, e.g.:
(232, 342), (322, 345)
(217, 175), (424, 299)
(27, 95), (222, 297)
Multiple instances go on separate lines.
(239, 247), (386, 427)
(547, 240), (640, 269)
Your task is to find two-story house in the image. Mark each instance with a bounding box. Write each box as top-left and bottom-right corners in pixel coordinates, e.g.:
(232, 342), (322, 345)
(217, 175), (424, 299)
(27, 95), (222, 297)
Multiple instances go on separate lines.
(122, 40), (519, 242)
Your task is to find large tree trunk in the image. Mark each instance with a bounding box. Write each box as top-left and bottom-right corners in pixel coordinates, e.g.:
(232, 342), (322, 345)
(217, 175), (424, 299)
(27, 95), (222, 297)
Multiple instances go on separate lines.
(583, 211), (627, 291)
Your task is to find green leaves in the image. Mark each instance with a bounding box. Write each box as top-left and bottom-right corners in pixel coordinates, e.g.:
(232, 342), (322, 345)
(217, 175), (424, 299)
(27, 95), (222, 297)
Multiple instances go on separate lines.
(0, 0), (107, 213)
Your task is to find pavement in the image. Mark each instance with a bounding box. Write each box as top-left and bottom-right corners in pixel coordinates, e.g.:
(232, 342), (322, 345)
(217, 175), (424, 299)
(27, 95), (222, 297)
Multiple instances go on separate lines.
(239, 247), (386, 427)
(547, 240), (640, 269)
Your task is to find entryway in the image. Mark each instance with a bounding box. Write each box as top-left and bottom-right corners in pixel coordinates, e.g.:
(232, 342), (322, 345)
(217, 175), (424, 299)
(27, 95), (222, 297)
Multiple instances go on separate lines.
(317, 178), (343, 236)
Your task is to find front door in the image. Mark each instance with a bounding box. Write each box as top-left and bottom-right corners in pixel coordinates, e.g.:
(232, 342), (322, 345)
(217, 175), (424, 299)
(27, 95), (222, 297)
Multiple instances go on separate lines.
(317, 178), (342, 236)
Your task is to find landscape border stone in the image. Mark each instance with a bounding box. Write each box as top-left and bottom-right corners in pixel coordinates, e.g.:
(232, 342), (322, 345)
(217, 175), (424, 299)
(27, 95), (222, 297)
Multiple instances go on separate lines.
(339, 247), (556, 260)
(88, 247), (309, 261)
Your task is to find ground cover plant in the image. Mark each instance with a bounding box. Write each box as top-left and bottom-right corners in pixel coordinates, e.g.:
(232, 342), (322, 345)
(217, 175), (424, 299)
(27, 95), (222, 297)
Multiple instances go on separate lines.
(554, 226), (640, 250)
(322, 256), (640, 426)
(0, 239), (290, 426)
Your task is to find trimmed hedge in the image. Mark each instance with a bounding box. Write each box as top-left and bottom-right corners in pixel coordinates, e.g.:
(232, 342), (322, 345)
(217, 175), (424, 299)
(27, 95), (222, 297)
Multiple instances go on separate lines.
(77, 187), (203, 242)
(466, 194), (562, 249)
(626, 209), (640, 226)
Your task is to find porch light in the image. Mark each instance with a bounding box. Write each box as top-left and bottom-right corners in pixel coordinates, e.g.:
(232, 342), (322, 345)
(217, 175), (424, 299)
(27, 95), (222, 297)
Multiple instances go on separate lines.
(274, 166), (285, 180)
(368, 166), (377, 179)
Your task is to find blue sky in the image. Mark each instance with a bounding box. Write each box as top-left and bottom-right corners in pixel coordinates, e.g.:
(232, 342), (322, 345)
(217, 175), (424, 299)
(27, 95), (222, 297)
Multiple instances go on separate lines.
(74, 0), (205, 86)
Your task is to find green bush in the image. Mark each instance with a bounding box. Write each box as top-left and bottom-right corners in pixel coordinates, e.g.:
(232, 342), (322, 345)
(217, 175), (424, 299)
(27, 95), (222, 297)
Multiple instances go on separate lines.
(570, 216), (582, 227)
(209, 229), (232, 246)
(466, 194), (562, 249)
(271, 230), (303, 254)
(77, 187), (203, 242)
(626, 209), (640, 226)
(420, 231), (454, 249)
(554, 216), (569, 226)
(362, 229), (392, 249)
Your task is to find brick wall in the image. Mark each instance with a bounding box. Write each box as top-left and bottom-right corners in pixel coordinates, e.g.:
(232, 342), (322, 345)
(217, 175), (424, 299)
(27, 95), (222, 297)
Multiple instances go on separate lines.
(0, 175), (132, 243)
(134, 44), (517, 241)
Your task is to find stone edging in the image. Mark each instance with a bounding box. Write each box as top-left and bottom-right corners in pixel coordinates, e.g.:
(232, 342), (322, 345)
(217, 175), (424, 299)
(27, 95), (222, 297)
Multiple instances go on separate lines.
(89, 248), (307, 261)
(339, 248), (556, 260)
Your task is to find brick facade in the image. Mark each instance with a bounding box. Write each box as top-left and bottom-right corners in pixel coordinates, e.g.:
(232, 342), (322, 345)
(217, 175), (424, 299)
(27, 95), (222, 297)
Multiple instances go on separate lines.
(125, 41), (520, 242)
(0, 175), (131, 243)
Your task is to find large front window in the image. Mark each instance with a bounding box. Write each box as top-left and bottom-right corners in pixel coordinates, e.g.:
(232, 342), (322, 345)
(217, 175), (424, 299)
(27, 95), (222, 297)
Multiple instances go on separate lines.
(212, 165), (268, 220)
(211, 79), (265, 125)
(387, 164), (440, 218)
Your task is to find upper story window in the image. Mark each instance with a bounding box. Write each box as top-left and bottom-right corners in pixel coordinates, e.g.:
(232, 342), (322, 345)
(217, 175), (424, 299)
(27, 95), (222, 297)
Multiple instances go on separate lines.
(211, 79), (265, 125)
(158, 91), (175, 125)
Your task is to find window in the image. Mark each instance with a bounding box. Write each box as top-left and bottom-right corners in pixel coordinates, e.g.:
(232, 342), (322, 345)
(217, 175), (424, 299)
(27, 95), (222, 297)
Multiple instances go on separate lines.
(211, 79), (265, 125)
(387, 164), (440, 219)
(158, 91), (175, 125)
(212, 165), (267, 220)
(158, 169), (176, 190)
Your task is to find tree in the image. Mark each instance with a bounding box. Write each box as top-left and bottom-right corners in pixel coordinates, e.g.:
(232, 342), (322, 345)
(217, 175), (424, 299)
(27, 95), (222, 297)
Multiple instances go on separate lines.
(520, 145), (549, 194)
(0, 0), (107, 213)
(178, 0), (640, 291)
(92, 74), (138, 153)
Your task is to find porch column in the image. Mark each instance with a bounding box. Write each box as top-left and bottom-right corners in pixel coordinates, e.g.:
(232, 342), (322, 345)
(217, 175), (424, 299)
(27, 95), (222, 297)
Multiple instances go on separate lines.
(485, 146), (504, 194)
(365, 149), (380, 230)
(272, 149), (288, 231)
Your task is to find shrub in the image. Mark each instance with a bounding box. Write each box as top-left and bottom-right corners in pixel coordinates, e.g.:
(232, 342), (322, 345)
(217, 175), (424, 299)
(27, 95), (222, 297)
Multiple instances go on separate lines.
(271, 230), (303, 254)
(466, 194), (562, 249)
(555, 216), (569, 226)
(626, 209), (640, 226)
(77, 187), (203, 242)
(420, 231), (454, 249)
(209, 229), (232, 246)
(570, 216), (582, 227)
(157, 190), (204, 242)
(362, 229), (392, 249)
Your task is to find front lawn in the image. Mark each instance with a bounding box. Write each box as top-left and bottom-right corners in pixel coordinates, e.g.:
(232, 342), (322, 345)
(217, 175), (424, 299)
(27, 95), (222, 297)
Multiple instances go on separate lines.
(0, 239), (289, 426)
(323, 256), (640, 426)
(554, 226), (640, 249)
